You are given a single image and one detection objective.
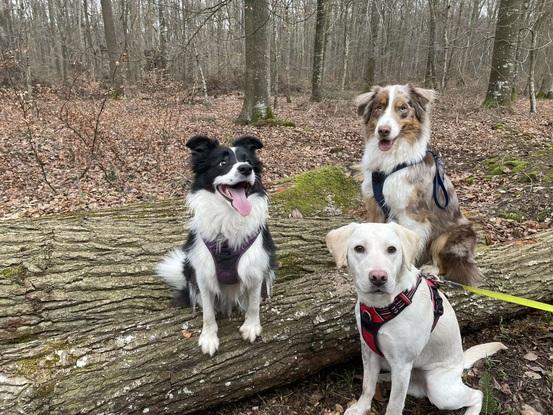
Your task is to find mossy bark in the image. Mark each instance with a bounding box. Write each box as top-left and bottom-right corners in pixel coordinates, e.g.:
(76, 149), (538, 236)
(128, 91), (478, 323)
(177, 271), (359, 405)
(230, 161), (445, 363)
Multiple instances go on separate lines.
(1, 201), (553, 414)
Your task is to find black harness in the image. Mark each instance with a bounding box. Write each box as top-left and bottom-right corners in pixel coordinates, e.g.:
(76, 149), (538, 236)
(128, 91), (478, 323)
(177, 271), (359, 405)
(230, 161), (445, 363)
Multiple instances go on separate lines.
(372, 149), (450, 221)
(203, 232), (260, 285)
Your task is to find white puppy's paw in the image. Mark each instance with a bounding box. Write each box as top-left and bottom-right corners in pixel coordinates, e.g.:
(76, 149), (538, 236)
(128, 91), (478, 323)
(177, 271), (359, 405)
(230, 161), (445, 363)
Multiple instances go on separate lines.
(239, 320), (262, 343)
(198, 329), (219, 356)
(344, 404), (364, 415)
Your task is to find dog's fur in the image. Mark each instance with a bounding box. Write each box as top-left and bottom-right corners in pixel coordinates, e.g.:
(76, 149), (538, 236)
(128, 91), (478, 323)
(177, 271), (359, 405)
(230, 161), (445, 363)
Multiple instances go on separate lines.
(156, 135), (276, 356)
(326, 222), (506, 415)
(356, 84), (480, 285)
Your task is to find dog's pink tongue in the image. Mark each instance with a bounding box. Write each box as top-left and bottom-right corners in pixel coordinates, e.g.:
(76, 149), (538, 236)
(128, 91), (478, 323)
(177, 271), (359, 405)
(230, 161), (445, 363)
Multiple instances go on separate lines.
(228, 187), (252, 216)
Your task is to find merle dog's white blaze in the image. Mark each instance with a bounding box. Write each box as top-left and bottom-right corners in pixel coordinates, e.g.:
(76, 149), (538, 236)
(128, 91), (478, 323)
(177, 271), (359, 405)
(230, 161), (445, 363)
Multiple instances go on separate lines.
(156, 135), (276, 356)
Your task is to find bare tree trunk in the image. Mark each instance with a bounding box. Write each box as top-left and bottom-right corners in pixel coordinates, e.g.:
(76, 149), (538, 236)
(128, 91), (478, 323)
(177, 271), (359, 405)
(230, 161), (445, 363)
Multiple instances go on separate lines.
(100, 0), (122, 93)
(529, 27), (537, 113)
(158, 0), (167, 71)
(340, 3), (351, 91)
(424, 0), (437, 89)
(483, 0), (523, 107)
(440, 2), (451, 90)
(1, 203), (553, 415)
(365, 0), (379, 89)
(236, 0), (272, 124)
(310, 0), (327, 102)
(193, 44), (209, 105)
(83, 0), (99, 80)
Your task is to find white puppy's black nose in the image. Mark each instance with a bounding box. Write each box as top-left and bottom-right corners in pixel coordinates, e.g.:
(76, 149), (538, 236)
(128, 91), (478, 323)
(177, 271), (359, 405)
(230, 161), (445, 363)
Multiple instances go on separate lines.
(238, 164), (252, 176)
(369, 270), (388, 287)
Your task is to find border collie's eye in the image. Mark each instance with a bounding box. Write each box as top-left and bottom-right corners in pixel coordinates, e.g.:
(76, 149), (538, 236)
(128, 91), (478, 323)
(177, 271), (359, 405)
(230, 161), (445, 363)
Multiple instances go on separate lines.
(387, 246), (397, 254)
(354, 245), (365, 254)
(219, 160), (227, 167)
(399, 104), (408, 112)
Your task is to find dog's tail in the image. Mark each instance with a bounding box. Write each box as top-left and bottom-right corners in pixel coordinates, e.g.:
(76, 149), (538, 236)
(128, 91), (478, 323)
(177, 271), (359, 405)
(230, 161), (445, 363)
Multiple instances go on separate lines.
(156, 248), (192, 307)
(463, 342), (507, 369)
(435, 222), (481, 286)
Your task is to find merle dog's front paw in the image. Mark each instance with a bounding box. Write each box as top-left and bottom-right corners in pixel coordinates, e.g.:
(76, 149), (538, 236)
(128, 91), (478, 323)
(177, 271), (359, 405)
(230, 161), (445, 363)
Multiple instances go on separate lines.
(239, 320), (262, 343)
(198, 329), (219, 356)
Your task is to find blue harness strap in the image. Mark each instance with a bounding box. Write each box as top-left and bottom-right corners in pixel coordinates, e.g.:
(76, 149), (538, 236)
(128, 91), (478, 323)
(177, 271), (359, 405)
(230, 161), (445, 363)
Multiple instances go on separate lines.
(371, 150), (449, 220)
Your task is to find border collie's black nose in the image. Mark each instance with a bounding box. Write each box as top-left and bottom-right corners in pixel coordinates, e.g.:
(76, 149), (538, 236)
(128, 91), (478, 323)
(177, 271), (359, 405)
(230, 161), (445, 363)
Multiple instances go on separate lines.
(238, 164), (252, 176)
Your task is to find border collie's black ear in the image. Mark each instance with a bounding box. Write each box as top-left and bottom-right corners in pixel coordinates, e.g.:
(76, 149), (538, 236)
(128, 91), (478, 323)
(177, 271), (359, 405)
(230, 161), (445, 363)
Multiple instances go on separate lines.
(355, 86), (379, 123)
(185, 135), (219, 155)
(408, 84), (437, 122)
(233, 135), (263, 152)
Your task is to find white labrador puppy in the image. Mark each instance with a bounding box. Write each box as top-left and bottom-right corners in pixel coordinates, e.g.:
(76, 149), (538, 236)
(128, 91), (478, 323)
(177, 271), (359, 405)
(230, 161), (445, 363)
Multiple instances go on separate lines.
(326, 222), (505, 415)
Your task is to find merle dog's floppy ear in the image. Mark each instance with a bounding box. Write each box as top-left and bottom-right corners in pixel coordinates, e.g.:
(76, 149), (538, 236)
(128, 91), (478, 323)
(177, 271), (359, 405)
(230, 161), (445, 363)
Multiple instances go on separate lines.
(326, 223), (358, 268)
(185, 135), (219, 155)
(408, 84), (437, 122)
(388, 222), (420, 271)
(233, 135), (263, 152)
(355, 86), (380, 123)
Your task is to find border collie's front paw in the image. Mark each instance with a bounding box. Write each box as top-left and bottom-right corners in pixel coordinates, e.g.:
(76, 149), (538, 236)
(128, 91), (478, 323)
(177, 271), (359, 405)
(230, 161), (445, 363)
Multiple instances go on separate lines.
(239, 321), (262, 343)
(198, 329), (219, 356)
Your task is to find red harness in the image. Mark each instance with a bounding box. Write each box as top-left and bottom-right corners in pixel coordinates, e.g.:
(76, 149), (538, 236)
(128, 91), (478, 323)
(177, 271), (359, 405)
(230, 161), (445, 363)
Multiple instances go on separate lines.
(359, 275), (444, 357)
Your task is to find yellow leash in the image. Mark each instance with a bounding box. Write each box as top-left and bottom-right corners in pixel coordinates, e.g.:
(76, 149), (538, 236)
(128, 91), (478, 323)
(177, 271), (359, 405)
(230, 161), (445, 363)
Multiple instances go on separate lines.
(442, 279), (553, 313)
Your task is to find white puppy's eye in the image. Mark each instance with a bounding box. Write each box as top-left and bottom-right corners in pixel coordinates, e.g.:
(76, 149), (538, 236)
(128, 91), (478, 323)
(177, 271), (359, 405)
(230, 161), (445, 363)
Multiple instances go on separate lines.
(219, 160), (227, 167)
(387, 246), (397, 254)
(354, 245), (365, 253)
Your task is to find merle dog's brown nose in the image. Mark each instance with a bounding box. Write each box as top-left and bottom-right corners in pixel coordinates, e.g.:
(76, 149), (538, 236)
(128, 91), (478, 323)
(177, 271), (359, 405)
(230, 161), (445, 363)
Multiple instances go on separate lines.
(238, 164), (252, 176)
(378, 126), (391, 138)
(369, 270), (388, 287)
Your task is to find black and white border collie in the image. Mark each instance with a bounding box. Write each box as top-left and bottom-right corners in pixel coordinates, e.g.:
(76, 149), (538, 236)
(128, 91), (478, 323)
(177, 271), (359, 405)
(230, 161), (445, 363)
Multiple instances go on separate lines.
(156, 135), (276, 356)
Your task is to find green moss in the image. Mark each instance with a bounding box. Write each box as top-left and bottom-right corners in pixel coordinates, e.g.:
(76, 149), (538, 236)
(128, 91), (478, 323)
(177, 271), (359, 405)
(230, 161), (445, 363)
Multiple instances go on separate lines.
(16, 340), (67, 377)
(271, 166), (359, 216)
(536, 210), (550, 222)
(497, 210), (524, 222)
(486, 158), (529, 175)
(0, 266), (26, 279)
(252, 117), (295, 127)
(36, 382), (56, 398)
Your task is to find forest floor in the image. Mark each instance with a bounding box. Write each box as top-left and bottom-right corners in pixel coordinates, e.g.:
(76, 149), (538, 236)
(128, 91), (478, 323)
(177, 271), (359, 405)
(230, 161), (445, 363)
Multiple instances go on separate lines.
(1, 88), (552, 414)
(1, 87), (552, 245)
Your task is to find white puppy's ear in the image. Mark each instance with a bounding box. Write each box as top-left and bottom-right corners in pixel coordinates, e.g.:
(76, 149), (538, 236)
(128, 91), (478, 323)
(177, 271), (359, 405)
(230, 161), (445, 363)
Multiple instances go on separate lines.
(326, 223), (358, 268)
(389, 223), (420, 270)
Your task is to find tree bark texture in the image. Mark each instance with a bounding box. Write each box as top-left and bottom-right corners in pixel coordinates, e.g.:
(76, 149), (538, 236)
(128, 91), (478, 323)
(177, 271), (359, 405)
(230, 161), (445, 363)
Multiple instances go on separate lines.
(310, 0), (327, 102)
(364, 0), (379, 89)
(1, 202), (553, 415)
(100, 0), (122, 91)
(483, 0), (522, 107)
(236, 0), (272, 124)
(424, 0), (438, 89)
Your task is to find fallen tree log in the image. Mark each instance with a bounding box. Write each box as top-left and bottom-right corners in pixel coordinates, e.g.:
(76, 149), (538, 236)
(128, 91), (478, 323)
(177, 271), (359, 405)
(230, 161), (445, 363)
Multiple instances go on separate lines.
(1, 201), (552, 415)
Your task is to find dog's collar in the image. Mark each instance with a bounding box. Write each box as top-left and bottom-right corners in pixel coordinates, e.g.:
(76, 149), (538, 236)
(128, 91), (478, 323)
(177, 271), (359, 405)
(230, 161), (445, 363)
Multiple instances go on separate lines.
(203, 231), (260, 285)
(371, 149), (449, 221)
(359, 275), (444, 357)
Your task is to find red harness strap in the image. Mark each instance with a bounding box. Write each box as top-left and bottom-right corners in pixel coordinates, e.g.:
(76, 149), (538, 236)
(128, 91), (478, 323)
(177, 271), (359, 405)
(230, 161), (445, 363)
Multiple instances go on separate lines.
(359, 275), (444, 357)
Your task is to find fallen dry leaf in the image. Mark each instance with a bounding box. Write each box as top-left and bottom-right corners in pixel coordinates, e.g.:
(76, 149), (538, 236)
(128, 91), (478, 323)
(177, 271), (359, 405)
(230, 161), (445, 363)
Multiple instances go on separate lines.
(524, 351), (539, 361)
(520, 403), (542, 415)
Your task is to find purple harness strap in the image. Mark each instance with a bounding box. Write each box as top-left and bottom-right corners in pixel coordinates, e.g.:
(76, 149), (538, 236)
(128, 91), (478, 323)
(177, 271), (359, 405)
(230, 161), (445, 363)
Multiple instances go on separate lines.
(203, 232), (260, 284)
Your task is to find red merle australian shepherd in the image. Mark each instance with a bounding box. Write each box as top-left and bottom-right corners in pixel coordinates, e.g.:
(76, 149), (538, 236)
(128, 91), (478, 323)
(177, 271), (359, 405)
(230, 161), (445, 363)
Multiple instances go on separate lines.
(355, 84), (479, 285)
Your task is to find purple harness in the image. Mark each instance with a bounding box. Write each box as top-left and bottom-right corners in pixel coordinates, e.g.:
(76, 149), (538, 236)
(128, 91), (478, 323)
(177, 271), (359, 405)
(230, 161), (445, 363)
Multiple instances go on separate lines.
(203, 232), (260, 284)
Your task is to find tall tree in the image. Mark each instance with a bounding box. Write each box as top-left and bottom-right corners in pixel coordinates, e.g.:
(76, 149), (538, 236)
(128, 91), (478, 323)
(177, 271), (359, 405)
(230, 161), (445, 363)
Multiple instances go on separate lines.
(310, 0), (327, 102)
(100, 0), (122, 92)
(236, 0), (272, 124)
(364, 0), (379, 89)
(424, 0), (437, 89)
(483, 0), (523, 107)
